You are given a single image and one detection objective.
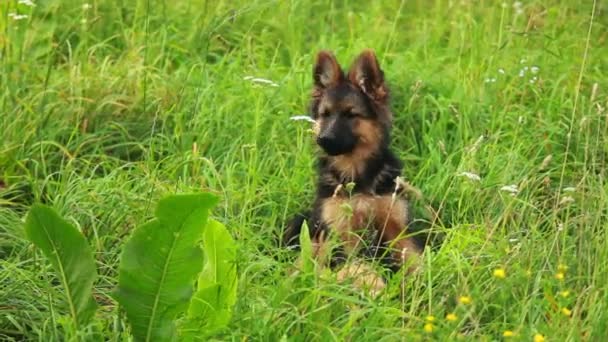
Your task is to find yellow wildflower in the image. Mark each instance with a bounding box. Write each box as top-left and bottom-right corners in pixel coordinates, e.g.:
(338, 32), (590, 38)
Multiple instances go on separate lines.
(503, 330), (515, 337)
(446, 313), (458, 322)
(559, 290), (570, 298)
(493, 268), (507, 279)
(458, 296), (472, 305)
(561, 307), (572, 316)
(425, 315), (435, 322)
(555, 272), (565, 281)
(424, 323), (434, 333)
(534, 333), (545, 342)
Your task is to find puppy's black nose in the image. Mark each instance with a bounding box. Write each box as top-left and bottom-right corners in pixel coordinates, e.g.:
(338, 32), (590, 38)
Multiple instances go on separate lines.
(317, 134), (343, 156)
(317, 134), (333, 148)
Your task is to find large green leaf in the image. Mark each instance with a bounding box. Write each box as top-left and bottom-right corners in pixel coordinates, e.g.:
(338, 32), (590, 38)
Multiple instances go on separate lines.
(183, 219), (237, 337)
(114, 193), (218, 342)
(24, 204), (98, 328)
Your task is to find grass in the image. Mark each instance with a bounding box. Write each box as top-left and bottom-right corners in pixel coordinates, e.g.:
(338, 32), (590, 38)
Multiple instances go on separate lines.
(1, 0), (607, 340)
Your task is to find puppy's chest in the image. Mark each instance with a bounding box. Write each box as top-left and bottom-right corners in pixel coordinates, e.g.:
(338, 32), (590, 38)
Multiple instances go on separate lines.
(320, 194), (408, 232)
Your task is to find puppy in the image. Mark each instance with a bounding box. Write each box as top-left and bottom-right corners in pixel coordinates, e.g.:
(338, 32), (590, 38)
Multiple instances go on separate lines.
(285, 50), (423, 292)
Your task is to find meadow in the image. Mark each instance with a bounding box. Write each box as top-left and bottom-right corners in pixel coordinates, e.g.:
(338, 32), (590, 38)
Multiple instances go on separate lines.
(1, 0), (607, 340)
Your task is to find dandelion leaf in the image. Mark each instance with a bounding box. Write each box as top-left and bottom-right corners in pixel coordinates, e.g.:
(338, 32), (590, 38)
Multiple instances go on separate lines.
(114, 193), (218, 342)
(183, 219), (237, 337)
(24, 204), (98, 328)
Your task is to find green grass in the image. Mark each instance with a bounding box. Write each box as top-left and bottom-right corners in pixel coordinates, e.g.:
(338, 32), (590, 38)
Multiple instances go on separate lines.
(1, 0), (607, 340)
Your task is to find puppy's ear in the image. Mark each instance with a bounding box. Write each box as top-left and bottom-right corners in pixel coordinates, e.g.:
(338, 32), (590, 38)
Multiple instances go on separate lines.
(313, 51), (343, 90)
(348, 49), (388, 103)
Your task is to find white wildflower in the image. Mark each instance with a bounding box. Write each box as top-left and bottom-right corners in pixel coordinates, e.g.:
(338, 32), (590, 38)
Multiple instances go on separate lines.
(559, 196), (575, 205)
(243, 76), (279, 87)
(83, 3), (92, 10)
(8, 13), (29, 20)
(562, 187), (576, 193)
(18, 0), (36, 6)
(519, 69), (525, 77)
(458, 172), (481, 182)
(500, 184), (519, 195)
(519, 58), (526, 64)
(498, 68), (505, 74)
(290, 115), (316, 123)
(531, 66), (539, 74)
(513, 1), (524, 15)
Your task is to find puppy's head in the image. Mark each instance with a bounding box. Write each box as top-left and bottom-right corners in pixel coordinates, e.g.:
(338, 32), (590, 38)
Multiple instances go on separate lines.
(310, 50), (391, 157)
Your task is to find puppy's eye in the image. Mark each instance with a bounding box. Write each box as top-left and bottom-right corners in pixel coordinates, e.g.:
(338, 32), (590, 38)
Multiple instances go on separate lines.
(344, 111), (358, 119)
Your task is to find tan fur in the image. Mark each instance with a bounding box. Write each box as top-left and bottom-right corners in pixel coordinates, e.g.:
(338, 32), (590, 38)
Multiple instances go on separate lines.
(312, 120), (321, 136)
(348, 49), (389, 103)
(320, 194), (420, 270)
(313, 51), (344, 92)
(336, 260), (386, 297)
(322, 119), (383, 180)
(294, 231), (387, 298)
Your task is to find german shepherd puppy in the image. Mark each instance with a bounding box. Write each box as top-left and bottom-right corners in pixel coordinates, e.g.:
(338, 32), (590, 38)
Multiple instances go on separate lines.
(284, 50), (423, 287)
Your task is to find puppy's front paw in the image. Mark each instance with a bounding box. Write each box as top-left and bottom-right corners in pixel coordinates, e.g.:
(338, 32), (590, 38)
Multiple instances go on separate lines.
(336, 260), (386, 298)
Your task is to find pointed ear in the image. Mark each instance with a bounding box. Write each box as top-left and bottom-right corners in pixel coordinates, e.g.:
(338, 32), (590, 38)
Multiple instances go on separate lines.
(313, 51), (344, 90)
(348, 49), (388, 103)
